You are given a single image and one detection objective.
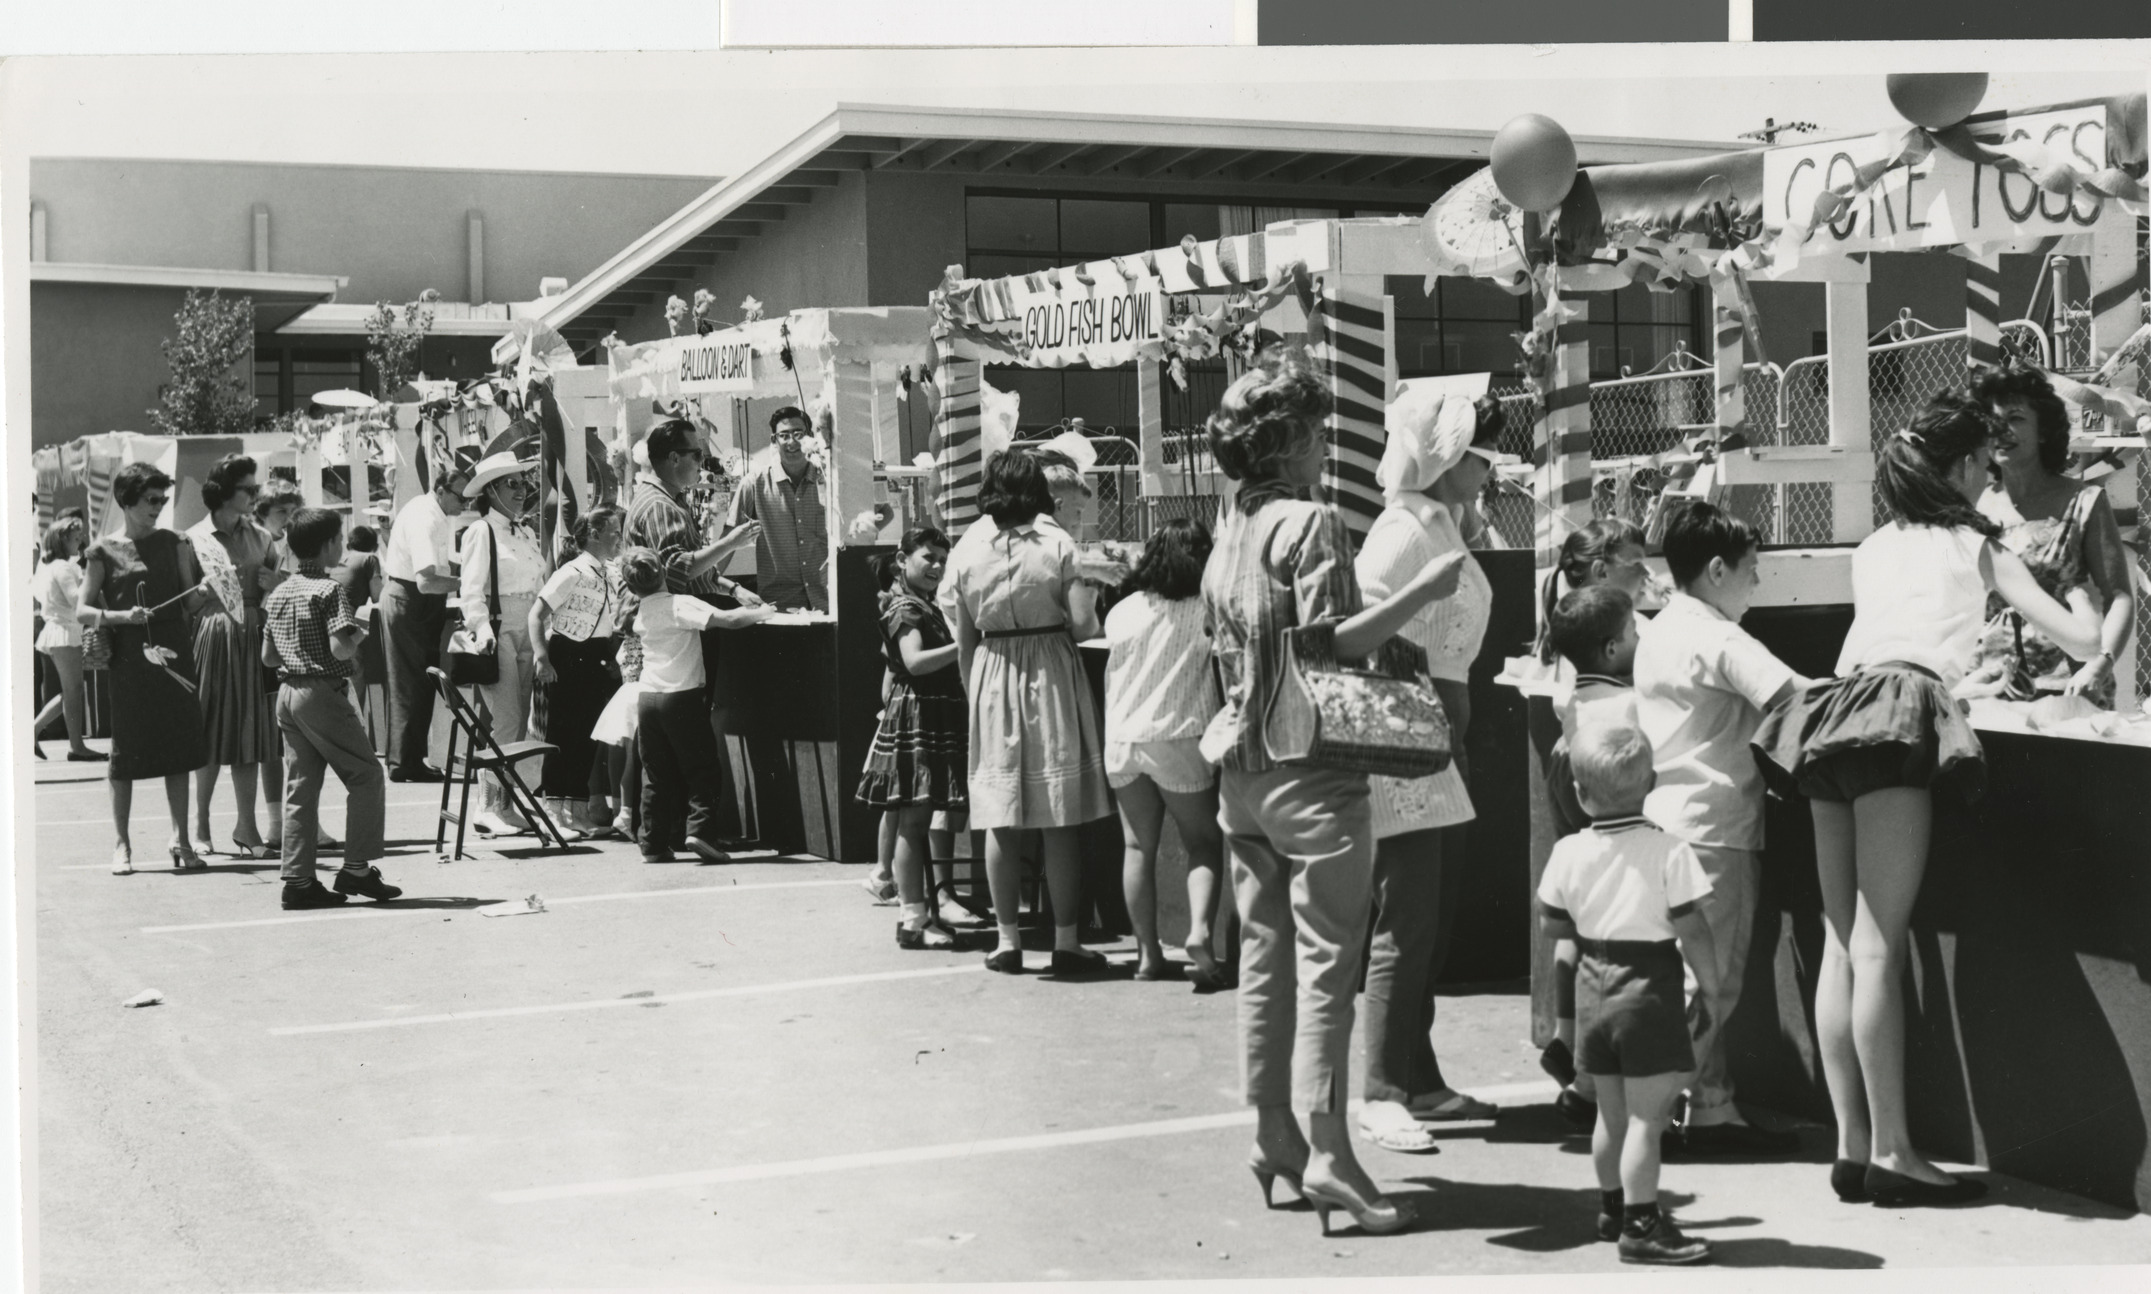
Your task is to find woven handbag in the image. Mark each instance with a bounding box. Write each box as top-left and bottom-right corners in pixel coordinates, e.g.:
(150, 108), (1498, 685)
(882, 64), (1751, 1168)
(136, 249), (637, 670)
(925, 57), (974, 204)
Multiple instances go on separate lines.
(1262, 621), (1453, 779)
(82, 624), (112, 671)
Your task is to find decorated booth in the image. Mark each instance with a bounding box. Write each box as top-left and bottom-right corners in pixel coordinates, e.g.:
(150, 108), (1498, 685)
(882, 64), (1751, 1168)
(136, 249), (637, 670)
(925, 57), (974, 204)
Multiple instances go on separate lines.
(1449, 84), (2151, 1211)
(604, 306), (936, 861)
(927, 223), (1542, 977)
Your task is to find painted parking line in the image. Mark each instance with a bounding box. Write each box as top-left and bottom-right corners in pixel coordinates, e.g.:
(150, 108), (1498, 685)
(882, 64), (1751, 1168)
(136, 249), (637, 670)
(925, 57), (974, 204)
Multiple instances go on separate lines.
(274, 962), (985, 1036)
(142, 876), (855, 935)
(488, 1078), (1565, 1204)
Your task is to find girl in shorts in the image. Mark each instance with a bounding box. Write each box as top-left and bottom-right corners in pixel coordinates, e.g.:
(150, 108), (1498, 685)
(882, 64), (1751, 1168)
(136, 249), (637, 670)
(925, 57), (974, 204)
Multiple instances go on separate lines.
(1753, 392), (2099, 1208)
(1102, 518), (1230, 986)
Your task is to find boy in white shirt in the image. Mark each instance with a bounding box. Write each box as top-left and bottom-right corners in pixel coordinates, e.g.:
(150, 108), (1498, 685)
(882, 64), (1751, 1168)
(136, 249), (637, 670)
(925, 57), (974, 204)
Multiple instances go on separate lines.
(1538, 724), (1722, 1265)
(1634, 502), (1811, 1155)
(620, 547), (772, 863)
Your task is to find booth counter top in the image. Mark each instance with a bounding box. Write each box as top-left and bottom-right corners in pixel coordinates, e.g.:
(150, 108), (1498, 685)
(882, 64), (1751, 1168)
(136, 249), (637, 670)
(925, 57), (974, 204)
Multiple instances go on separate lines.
(1513, 600), (2151, 1213)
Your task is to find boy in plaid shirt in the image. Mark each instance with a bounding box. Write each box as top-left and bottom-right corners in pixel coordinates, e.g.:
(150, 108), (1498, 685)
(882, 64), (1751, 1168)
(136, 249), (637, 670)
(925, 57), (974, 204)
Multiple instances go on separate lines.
(262, 508), (401, 911)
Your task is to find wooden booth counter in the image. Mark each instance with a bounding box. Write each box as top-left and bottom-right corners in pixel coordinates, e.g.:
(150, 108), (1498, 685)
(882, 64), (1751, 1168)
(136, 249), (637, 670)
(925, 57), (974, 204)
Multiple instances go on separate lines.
(1515, 588), (2151, 1214)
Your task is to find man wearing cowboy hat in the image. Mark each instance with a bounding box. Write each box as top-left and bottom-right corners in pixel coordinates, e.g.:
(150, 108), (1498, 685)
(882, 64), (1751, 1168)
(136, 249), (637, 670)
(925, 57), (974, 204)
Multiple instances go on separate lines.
(380, 445), (478, 782)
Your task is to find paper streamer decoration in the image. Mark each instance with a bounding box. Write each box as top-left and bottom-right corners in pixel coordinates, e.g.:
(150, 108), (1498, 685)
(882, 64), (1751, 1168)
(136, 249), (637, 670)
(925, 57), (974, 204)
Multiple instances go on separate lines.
(1965, 248), (2004, 370)
(1305, 281), (1389, 545)
(930, 335), (984, 532)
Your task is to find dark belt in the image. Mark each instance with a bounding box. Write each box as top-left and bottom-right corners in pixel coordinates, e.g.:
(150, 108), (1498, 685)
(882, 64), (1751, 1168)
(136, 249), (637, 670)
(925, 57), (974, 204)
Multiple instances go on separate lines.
(1576, 937), (1679, 958)
(282, 675), (351, 690)
(981, 624), (1069, 640)
(388, 578), (446, 597)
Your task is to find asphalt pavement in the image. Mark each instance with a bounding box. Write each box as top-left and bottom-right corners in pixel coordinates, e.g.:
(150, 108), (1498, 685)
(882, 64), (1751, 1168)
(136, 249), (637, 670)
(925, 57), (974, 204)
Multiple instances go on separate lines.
(26, 749), (2151, 1290)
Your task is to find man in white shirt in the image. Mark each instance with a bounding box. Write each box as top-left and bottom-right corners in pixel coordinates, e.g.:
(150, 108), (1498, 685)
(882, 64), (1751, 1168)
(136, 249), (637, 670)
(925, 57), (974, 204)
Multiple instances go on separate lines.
(379, 453), (473, 782)
(1634, 502), (1810, 1156)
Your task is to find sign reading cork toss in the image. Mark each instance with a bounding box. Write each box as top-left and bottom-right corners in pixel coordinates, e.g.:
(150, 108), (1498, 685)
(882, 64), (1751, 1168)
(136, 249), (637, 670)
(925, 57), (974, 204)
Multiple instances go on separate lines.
(674, 335), (755, 394)
(1009, 277), (1168, 368)
(1764, 101), (2129, 253)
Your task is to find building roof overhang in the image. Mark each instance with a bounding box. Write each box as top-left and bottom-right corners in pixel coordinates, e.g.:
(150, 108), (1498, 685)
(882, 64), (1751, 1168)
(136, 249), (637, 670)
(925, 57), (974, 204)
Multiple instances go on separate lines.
(30, 262), (350, 332)
(541, 102), (1732, 353)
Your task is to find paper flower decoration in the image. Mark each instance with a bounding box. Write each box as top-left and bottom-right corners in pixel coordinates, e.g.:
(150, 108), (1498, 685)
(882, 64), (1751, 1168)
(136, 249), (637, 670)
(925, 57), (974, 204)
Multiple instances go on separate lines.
(691, 289), (715, 322)
(740, 295), (765, 323)
(664, 296), (689, 336)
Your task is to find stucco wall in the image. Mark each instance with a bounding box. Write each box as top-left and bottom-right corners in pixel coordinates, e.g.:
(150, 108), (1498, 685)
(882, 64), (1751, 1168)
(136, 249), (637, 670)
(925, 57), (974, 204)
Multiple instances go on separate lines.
(30, 158), (715, 305)
(32, 282), (197, 448)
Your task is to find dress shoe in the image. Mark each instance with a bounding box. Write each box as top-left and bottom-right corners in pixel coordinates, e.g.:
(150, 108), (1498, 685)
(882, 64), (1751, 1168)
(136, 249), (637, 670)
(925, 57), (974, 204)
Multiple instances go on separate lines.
(332, 867), (403, 901)
(1554, 1086), (1598, 1129)
(1049, 947), (1110, 979)
(389, 764), (447, 784)
(1831, 1159), (1871, 1203)
(282, 881), (349, 910)
(1617, 1213), (1711, 1265)
(1539, 1038), (1577, 1087)
(1864, 1165), (1987, 1208)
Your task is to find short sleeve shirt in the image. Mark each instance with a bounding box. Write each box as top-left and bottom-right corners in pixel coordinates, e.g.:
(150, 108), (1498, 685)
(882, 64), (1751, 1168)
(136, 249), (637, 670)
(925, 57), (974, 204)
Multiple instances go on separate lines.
(729, 461), (829, 611)
(263, 561), (362, 681)
(1537, 816), (1713, 942)
(1634, 592), (1795, 850)
(882, 591), (961, 698)
(1104, 590), (1222, 744)
(634, 592), (723, 693)
(538, 552), (620, 642)
(383, 494), (457, 593)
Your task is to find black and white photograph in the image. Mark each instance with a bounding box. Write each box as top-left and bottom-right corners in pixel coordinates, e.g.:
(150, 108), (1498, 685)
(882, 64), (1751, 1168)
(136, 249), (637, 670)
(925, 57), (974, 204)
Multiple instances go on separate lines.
(5, 15), (2151, 1291)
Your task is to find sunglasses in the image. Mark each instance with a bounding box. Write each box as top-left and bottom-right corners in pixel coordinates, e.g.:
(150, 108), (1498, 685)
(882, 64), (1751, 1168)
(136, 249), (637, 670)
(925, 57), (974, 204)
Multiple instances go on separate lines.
(142, 495), (170, 508)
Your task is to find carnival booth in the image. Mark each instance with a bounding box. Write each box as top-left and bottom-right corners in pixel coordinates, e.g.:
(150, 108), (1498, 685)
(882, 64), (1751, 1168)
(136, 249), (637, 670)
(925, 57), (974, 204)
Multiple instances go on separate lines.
(605, 306), (936, 861)
(1451, 86), (2151, 1210)
(928, 223), (1542, 971)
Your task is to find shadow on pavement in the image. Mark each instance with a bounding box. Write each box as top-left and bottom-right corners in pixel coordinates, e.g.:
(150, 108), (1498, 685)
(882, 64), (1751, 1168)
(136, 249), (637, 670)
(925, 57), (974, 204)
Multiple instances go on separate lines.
(1708, 1236), (1884, 1268)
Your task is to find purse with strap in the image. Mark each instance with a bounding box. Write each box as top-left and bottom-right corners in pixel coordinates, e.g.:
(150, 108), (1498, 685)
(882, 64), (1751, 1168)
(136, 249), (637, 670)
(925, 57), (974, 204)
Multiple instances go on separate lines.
(1262, 620), (1453, 779)
(444, 522), (502, 686)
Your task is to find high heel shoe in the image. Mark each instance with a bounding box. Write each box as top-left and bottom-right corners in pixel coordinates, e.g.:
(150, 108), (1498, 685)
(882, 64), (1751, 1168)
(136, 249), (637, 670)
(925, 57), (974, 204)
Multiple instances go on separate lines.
(1248, 1156), (1305, 1209)
(169, 843), (208, 872)
(1864, 1164), (1987, 1208)
(1300, 1180), (1414, 1237)
(1831, 1159), (1871, 1203)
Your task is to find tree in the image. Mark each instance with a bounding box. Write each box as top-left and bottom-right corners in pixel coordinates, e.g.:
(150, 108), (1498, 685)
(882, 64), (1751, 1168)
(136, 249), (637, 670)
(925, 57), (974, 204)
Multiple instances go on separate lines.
(149, 288), (258, 437)
(364, 289), (442, 401)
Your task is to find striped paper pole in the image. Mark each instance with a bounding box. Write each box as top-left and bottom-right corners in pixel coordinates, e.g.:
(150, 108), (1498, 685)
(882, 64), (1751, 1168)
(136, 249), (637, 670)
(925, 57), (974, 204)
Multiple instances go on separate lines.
(1965, 248), (2003, 371)
(1534, 296), (1593, 568)
(1712, 273), (1746, 434)
(1306, 281), (1388, 547)
(929, 335), (983, 533)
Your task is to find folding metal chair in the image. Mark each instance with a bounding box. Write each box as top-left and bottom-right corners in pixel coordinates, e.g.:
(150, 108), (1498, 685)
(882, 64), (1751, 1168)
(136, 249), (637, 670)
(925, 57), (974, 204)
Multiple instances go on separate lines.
(428, 667), (567, 860)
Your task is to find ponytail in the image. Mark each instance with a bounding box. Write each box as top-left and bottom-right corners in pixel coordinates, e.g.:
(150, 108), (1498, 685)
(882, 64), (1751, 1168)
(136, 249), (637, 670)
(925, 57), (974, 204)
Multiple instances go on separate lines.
(1535, 517), (1647, 663)
(1875, 390), (2002, 539)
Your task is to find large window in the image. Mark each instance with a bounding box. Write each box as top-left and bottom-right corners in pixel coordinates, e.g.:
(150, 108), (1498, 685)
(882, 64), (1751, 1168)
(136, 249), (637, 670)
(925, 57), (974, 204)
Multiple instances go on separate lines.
(1389, 277), (1705, 382)
(253, 343), (366, 423)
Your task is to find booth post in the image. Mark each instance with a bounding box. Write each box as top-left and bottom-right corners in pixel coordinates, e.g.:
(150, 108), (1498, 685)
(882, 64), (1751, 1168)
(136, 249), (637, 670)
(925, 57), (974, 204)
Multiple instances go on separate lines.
(1535, 296), (1594, 567)
(1966, 247), (2005, 370)
(1135, 358), (1166, 513)
(931, 336), (984, 531)
(1825, 275), (1874, 542)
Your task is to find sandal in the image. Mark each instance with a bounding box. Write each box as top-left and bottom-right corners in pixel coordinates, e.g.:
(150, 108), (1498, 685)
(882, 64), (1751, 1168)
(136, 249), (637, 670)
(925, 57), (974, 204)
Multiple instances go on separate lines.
(1408, 1089), (1500, 1122)
(1357, 1102), (1441, 1154)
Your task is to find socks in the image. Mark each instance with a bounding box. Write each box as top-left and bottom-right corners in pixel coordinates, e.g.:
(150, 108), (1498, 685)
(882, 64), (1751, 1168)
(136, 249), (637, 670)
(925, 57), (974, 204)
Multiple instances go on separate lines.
(1599, 1189), (1624, 1217)
(998, 921), (1023, 955)
(901, 901), (929, 928)
(1054, 922), (1080, 953)
(1621, 1201), (1661, 1237)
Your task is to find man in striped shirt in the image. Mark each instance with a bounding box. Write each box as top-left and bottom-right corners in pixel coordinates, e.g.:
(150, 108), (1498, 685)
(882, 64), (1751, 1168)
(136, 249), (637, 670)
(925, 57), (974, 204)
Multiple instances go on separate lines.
(625, 418), (763, 600)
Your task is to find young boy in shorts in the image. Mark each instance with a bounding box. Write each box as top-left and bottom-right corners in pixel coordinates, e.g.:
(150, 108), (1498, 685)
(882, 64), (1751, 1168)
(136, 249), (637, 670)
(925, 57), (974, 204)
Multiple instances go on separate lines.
(1634, 502), (1810, 1154)
(1540, 584), (1643, 1126)
(1538, 724), (1723, 1265)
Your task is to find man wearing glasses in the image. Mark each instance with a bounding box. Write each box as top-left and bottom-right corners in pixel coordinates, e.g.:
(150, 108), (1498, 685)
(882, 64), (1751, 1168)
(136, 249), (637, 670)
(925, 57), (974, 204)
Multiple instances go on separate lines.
(625, 418), (762, 600)
(727, 405), (830, 612)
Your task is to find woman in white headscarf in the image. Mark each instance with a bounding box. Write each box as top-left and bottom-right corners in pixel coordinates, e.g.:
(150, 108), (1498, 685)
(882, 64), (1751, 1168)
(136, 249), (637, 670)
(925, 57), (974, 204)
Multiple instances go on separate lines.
(1352, 384), (1508, 1153)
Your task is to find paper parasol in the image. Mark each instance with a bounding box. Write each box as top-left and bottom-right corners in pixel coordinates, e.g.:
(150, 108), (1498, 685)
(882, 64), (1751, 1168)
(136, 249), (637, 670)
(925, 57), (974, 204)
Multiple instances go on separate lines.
(1420, 168), (1532, 292)
(311, 389), (379, 409)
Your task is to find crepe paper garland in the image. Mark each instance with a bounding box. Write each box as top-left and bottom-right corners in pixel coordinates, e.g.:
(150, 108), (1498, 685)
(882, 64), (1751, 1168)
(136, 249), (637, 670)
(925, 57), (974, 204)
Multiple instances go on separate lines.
(1491, 114), (1579, 214)
(1886, 73), (1989, 131)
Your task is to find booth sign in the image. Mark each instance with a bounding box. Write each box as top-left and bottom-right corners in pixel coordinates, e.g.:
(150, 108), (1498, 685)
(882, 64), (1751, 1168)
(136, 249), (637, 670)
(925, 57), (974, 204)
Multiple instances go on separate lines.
(673, 335), (756, 394)
(1006, 277), (1167, 369)
(1766, 102), (2121, 254)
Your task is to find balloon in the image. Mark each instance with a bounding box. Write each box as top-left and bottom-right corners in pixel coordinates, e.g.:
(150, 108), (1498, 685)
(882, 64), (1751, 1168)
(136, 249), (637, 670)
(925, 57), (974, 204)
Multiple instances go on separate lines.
(1886, 73), (1988, 131)
(1490, 114), (1578, 214)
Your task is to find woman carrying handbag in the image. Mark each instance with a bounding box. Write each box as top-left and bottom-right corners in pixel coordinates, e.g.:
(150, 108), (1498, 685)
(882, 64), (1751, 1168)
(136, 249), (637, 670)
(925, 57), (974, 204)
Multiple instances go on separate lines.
(1200, 347), (1468, 1238)
(451, 452), (546, 836)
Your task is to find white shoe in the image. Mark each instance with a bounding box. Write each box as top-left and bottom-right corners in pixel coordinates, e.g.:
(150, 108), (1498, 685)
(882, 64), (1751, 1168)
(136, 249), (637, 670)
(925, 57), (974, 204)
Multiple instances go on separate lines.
(472, 811), (529, 837)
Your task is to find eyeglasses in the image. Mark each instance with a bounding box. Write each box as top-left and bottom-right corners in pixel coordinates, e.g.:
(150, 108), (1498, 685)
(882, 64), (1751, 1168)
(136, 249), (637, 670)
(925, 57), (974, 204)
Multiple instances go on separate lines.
(773, 427), (812, 443)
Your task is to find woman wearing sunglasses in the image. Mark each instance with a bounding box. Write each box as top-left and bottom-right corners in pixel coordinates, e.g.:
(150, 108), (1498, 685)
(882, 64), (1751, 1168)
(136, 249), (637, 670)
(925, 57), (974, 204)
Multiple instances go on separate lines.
(455, 452), (550, 836)
(79, 461), (213, 874)
(1351, 387), (1512, 1152)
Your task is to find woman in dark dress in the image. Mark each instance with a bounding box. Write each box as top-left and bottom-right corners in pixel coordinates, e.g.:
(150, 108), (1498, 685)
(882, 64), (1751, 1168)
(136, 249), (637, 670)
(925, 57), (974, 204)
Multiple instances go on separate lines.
(81, 462), (212, 874)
